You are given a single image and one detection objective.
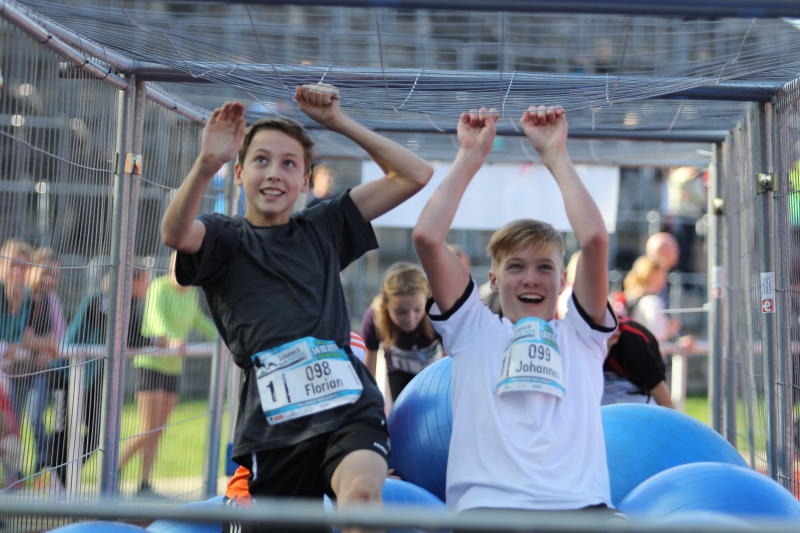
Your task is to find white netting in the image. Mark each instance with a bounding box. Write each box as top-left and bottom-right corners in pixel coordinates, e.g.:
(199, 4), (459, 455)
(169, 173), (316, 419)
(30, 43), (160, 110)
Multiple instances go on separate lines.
(11, 0), (800, 163)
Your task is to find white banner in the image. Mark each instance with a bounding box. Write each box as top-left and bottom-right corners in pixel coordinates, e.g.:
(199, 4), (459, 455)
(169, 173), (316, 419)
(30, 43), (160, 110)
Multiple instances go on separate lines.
(362, 161), (620, 233)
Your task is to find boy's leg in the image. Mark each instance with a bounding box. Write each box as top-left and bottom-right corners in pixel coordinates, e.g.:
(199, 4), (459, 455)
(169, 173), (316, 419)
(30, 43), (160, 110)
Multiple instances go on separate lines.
(330, 449), (386, 505)
(323, 420), (390, 533)
(243, 436), (330, 533)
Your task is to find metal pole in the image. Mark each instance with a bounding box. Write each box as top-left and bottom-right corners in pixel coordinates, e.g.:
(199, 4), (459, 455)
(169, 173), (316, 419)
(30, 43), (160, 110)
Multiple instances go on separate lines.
(203, 342), (226, 496)
(305, 125), (728, 143)
(181, 0), (800, 18)
(771, 91), (794, 490)
(0, 1), (128, 90)
(203, 163), (231, 496)
(98, 76), (138, 495)
(755, 102), (780, 481)
(720, 137), (740, 448)
(708, 143), (724, 433)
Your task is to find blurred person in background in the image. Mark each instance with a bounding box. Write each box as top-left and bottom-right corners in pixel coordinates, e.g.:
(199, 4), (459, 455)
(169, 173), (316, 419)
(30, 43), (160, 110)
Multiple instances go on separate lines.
(118, 252), (216, 497)
(664, 166), (705, 274)
(622, 256), (678, 344)
(603, 317), (672, 407)
(63, 264), (154, 482)
(0, 239), (33, 486)
(24, 248), (66, 489)
(622, 256), (693, 357)
(306, 163), (336, 208)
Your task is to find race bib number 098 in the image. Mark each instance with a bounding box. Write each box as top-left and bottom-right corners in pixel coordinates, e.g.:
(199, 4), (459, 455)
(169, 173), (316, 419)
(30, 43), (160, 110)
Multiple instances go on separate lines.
(251, 337), (363, 424)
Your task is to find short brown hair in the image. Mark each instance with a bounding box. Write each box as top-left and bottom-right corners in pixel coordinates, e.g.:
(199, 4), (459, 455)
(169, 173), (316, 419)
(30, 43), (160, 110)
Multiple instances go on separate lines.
(238, 117), (314, 173)
(487, 219), (565, 269)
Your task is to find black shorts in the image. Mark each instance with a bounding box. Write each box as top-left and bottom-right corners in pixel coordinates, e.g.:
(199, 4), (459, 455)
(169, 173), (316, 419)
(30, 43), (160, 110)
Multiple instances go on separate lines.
(243, 419), (390, 501)
(136, 368), (180, 394)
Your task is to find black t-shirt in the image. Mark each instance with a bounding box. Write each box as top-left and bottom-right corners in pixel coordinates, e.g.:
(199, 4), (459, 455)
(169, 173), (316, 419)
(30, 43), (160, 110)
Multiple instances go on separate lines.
(176, 192), (384, 457)
(360, 306), (442, 374)
(604, 319), (666, 394)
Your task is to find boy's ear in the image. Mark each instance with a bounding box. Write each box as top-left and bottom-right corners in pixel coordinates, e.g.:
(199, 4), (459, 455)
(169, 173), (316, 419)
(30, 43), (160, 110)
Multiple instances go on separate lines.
(488, 270), (498, 293)
(233, 162), (243, 185)
(301, 172), (311, 193)
(557, 268), (567, 295)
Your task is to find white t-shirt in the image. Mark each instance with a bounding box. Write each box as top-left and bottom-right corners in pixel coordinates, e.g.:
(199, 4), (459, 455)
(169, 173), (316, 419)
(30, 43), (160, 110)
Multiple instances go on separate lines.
(429, 281), (616, 512)
(630, 294), (669, 342)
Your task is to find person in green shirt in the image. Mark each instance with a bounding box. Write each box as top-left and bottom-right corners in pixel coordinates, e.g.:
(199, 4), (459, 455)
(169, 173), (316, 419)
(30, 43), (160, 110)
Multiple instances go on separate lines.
(119, 252), (216, 496)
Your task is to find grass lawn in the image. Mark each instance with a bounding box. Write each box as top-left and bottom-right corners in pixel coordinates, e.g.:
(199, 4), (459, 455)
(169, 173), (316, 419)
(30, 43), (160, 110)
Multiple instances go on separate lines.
(18, 393), (717, 496)
(683, 395), (710, 425)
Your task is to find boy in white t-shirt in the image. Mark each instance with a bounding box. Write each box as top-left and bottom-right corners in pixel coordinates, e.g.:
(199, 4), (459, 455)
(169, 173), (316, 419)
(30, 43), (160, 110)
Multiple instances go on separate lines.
(412, 106), (618, 517)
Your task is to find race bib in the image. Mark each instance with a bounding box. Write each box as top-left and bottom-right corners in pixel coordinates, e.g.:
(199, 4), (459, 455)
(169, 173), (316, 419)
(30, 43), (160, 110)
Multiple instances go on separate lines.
(497, 317), (565, 399)
(386, 341), (443, 374)
(251, 337), (363, 425)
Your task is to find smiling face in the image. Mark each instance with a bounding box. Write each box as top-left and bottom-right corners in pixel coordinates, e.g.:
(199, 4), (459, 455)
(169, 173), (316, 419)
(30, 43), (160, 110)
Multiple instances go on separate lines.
(234, 129), (310, 226)
(386, 292), (427, 333)
(489, 243), (566, 323)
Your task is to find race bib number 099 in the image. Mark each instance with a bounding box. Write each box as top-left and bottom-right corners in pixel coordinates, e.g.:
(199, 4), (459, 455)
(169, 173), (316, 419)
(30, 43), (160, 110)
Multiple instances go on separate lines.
(497, 317), (565, 400)
(251, 337), (363, 424)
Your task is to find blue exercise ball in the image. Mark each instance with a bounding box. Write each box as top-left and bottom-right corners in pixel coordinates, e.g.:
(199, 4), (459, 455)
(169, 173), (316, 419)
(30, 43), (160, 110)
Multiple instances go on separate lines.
(388, 357), (452, 502)
(50, 522), (148, 532)
(146, 496), (224, 533)
(602, 404), (747, 505)
(382, 478), (444, 507)
(620, 462), (800, 520)
(327, 478), (445, 533)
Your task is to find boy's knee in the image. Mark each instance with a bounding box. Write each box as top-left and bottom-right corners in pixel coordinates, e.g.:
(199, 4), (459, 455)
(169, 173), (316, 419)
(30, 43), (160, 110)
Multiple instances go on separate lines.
(337, 474), (382, 505)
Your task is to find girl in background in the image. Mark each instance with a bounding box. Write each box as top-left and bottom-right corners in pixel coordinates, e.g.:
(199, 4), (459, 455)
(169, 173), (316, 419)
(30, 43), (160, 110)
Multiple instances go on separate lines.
(361, 263), (442, 402)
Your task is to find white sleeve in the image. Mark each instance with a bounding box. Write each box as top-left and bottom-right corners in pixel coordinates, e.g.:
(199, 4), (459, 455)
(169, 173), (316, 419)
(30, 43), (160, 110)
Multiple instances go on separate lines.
(564, 292), (617, 358)
(428, 280), (506, 359)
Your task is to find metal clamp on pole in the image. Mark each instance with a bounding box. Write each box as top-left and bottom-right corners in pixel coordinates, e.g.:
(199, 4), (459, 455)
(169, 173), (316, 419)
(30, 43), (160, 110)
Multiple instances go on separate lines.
(757, 172), (775, 193)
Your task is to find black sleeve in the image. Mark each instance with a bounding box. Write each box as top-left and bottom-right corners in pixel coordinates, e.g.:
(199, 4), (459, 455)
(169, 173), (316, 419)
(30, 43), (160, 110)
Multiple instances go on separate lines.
(126, 300), (151, 348)
(605, 320), (666, 391)
(305, 190), (378, 270)
(176, 213), (242, 287)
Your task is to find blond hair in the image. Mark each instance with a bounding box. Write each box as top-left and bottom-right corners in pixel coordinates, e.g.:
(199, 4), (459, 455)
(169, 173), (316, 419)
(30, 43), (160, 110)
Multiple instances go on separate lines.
(0, 239), (32, 281)
(623, 256), (664, 301)
(371, 262), (434, 347)
(487, 219), (565, 269)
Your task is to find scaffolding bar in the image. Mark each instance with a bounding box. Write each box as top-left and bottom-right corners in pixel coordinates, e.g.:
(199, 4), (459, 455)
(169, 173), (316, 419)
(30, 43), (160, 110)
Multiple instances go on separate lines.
(305, 124), (726, 143)
(131, 62), (782, 102)
(185, 0), (800, 18)
(0, 0), (128, 90)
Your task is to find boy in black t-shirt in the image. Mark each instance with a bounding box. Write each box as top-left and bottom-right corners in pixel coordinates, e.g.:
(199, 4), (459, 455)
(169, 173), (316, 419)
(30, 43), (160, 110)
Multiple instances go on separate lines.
(162, 83), (433, 531)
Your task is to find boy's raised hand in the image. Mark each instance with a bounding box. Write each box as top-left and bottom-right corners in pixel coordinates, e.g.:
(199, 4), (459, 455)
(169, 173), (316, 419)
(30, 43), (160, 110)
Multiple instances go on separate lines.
(296, 83), (344, 129)
(457, 108), (499, 157)
(520, 105), (568, 158)
(201, 102), (246, 167)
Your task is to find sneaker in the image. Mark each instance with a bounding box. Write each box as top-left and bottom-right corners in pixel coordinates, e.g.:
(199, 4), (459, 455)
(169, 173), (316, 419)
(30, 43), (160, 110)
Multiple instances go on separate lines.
(136, 482), (160, 499)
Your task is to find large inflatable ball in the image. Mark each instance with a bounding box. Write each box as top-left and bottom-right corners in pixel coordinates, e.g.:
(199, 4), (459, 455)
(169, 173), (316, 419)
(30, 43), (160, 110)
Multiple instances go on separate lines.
(147, 496), (224, 533)
(387, 357), (452, 501)
(326, 478), (445, 533)
(50, 522), (148, 532)
(620, 462), (800, 520)
(382, 478), (445, 508)
(602, 403), (747, 505)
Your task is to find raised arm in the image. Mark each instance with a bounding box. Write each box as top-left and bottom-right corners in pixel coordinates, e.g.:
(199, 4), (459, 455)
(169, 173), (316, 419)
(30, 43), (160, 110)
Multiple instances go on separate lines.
(520, 105), (609, 323)
(412, 109), (497, 312)
(295, 84), (433, 221)
(161, 102), (246, 253)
